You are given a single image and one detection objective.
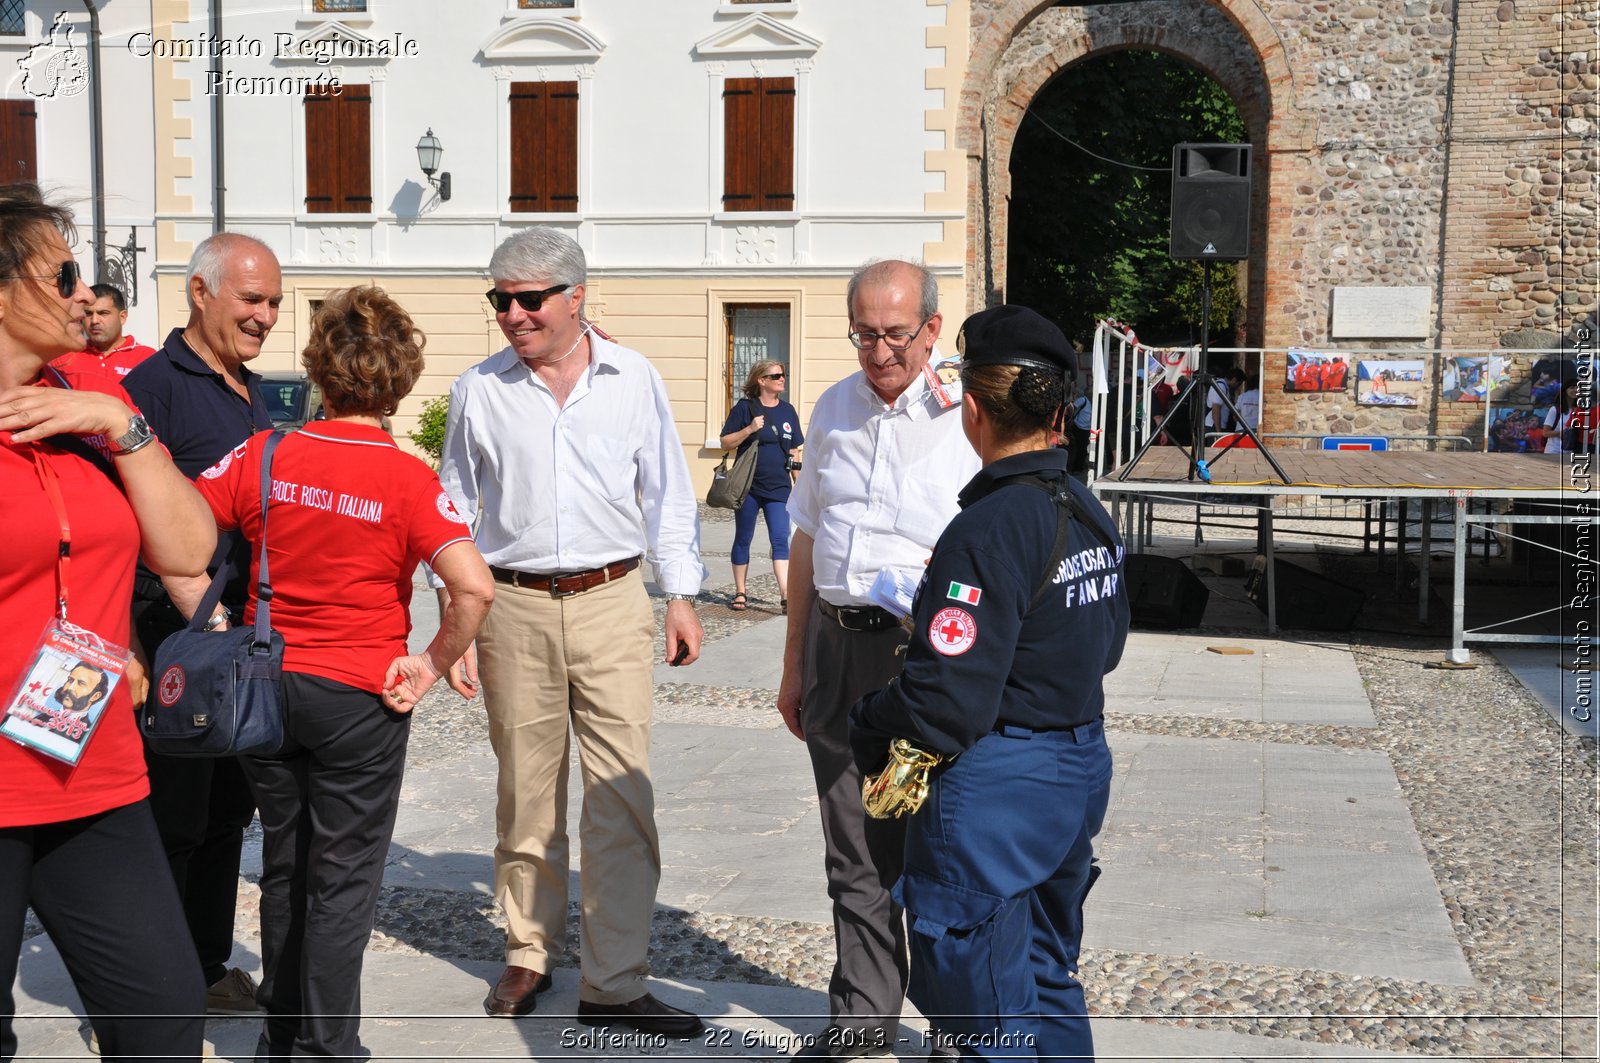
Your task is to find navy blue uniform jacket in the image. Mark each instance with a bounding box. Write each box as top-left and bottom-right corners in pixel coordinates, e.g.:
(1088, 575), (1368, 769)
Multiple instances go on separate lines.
(850, 448), (1129, 766)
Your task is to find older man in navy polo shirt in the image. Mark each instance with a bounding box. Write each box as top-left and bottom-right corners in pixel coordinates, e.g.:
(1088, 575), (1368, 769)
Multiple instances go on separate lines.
(123, 232), (282, 1015)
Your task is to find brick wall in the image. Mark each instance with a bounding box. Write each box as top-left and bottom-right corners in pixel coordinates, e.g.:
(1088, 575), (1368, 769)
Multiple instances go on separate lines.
(963, 0), (1595, 444)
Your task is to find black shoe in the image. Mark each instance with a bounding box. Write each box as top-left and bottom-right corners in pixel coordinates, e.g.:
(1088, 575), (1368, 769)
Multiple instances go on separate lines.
(791, 1026), (892, 1061)
(576, 992), (705, 1039)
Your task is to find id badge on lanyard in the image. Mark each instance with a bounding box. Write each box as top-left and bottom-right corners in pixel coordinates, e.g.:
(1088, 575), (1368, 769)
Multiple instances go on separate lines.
(0, 449), (131, 767)
(923, 357), (963, 409)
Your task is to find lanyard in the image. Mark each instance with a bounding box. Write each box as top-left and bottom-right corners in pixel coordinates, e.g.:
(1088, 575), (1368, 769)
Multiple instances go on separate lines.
(29, 448), (72, 620)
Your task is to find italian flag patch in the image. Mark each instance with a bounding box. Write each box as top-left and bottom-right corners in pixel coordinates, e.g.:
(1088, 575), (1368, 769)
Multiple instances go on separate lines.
(947, 581), (982, 606)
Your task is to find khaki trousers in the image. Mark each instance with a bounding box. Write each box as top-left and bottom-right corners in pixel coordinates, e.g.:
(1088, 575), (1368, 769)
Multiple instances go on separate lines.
(476, 567), (660, 1004)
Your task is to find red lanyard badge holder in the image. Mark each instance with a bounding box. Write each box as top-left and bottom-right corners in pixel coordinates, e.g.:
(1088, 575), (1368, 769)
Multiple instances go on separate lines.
(0, 450), (133, 767)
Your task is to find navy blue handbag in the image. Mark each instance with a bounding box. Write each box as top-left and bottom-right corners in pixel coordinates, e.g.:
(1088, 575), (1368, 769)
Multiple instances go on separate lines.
(143, 431), (287, 757)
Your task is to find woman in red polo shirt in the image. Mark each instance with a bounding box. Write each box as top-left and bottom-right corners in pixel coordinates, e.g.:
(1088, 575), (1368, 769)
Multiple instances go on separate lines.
(0, 184), (217, 1060)
(191, 286), (493, 1061)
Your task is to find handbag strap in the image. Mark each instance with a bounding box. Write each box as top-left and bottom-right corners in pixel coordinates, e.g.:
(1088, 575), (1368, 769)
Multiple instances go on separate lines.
(187, 429), (286, 649)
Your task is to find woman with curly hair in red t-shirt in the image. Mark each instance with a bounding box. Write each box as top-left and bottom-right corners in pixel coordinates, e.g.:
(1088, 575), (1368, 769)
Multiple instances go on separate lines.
(192, 286), (494, 1061)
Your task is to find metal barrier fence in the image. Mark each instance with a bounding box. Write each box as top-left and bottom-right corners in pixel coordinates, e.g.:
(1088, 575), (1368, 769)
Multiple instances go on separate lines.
(1084, 322), (1577, 481)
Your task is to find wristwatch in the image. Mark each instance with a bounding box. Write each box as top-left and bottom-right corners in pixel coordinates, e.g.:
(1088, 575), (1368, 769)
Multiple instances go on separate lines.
(108, 413), (156, 456)
(666, 593), (697, 605)
(202, 609), (229, 632)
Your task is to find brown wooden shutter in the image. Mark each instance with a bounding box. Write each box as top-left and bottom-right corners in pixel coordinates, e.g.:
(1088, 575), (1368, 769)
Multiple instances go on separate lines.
(338, 85), (372, 212)
(304, 84), (369, 214)
(722, 77), (760, 211)
(724, 77), (794, 212)
(509, 81), (545, 211)
(304, 87), (340, 213)
(545, 82), (578, 213)
(510, 81), (578, 213)
(0, 101), (37, 183)
(759, 77), (795, 209)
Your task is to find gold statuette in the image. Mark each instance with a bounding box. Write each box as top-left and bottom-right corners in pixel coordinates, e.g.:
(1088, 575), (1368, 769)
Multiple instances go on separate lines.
(862, 739), (944, 819)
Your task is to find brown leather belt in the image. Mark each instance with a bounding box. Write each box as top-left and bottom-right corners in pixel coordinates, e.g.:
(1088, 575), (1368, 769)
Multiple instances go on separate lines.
(818, 600), (900, 633)
(490, 556), (640, 598)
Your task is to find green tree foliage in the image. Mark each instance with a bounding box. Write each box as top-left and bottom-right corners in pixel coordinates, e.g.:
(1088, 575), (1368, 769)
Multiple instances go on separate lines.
(410, 394), (449, 466)
(1007, 51), (1246, 349)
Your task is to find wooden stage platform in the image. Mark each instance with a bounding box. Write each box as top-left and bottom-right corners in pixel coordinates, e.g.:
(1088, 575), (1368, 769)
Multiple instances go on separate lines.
(1091, 448), (1595, 658)
(1097, 447), (1580, 502)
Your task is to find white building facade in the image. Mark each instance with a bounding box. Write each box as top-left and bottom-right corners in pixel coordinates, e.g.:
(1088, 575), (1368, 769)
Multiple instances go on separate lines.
(3, 0), (972, 476)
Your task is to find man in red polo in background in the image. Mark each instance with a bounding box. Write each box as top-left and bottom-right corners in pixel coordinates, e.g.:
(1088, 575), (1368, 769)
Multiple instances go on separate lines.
(52, 283), (156, 378)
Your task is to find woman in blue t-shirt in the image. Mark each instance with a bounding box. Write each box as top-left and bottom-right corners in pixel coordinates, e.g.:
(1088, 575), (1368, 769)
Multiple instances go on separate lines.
(718, 360), (804, 613)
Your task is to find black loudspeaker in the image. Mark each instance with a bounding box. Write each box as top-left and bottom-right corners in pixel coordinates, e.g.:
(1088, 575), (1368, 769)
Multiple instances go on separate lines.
(1244, 556), (1365, 631)
(1125, 555), (1210, 629)
(1170, 143), (1252, 261)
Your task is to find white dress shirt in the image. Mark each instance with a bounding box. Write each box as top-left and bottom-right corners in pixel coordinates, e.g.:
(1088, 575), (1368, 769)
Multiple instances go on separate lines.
(437, 332), (706, 596)
(788, 365), (980, 608)
(1204, 378), (1232, 430)
(1235, 387), (1261, 430)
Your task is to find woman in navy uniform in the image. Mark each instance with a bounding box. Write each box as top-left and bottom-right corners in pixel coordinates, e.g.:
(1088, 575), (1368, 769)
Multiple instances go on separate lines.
(850, 305), (1129, 1061)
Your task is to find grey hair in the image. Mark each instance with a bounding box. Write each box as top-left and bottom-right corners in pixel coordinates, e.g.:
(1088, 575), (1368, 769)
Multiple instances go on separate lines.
(185, 232), (274, 311)
(845, 259), (938, 323)
(490, 228), (587, 315)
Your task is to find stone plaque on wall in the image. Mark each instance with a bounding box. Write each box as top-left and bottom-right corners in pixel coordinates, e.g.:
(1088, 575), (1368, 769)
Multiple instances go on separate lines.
(1330, 287), (1433, 340)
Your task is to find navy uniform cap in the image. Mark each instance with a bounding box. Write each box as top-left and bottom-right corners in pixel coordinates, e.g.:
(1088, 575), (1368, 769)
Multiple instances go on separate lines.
(957, 305), (1073, 377)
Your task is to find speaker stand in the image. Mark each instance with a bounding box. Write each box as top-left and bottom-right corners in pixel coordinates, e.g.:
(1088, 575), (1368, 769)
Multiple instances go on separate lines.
(1116, 260), (1289, 485)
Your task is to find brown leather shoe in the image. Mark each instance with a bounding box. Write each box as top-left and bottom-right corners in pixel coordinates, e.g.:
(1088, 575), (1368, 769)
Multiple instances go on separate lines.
(482, 966), (553, 1018)
(576, 992), (705, 1038)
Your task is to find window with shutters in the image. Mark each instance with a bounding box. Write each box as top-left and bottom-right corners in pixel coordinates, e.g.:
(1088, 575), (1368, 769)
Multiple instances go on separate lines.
(722, 77), (794, 213)
(303, 83), (371, 214)
(509, 81), (578, 214)
(0, 101), (37, 183)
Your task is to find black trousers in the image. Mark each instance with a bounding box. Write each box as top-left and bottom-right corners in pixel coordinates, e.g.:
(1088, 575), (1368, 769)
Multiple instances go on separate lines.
(0, 800), (206, 1062)
(800, 603), (912, 1037)
(133, 586), (258, 987)
(245, 673), (410, 1061)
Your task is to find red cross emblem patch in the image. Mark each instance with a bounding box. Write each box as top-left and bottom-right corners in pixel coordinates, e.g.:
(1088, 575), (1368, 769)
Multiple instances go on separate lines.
(157, 665), (186, 707)
(929, 607), (977, 656)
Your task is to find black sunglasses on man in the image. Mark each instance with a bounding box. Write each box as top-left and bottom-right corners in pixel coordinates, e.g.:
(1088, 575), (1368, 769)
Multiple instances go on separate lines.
(485, 284), (569, 314)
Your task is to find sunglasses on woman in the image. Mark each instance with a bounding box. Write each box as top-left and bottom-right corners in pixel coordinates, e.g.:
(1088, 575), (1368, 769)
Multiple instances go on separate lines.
(1, 260), (80, 299)
(762, 372), (786, 380)
(485, 283), (569, 314)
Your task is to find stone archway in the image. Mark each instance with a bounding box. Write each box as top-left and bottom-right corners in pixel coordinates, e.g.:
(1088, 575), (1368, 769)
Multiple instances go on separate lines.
(962, 0), (1315, 352)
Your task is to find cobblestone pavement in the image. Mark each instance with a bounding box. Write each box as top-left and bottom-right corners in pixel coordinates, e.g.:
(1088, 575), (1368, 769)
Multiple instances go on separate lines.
(26, 514), (1596, 1060)
(211, 608), (1597, 1059)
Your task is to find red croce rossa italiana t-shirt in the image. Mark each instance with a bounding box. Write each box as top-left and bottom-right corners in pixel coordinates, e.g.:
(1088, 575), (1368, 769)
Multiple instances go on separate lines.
(193, 421), (474, 694)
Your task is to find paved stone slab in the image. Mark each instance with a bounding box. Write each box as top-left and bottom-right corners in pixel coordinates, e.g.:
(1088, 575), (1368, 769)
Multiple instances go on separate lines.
(1492, 645), (1600, 739)
(371, 722), (830, 924)
(363, 723), (1468, 986)
(1093, 733), (1471, 985)
(1106, 634), (1375, 726)
(655, 614), (789, 689)
(7, 939), (1428, 1062)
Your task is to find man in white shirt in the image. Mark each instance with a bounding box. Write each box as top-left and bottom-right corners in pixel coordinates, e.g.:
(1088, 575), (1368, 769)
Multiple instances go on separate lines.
(1235, 379), (1262, 431)
(437, 228), (707, 1038)
(1204, 367), (1247, 435)
(779, 259), (980, 1060)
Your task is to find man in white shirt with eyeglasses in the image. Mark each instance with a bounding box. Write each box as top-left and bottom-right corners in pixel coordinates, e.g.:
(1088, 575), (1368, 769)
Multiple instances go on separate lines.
(778, 258), (980, 1061)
